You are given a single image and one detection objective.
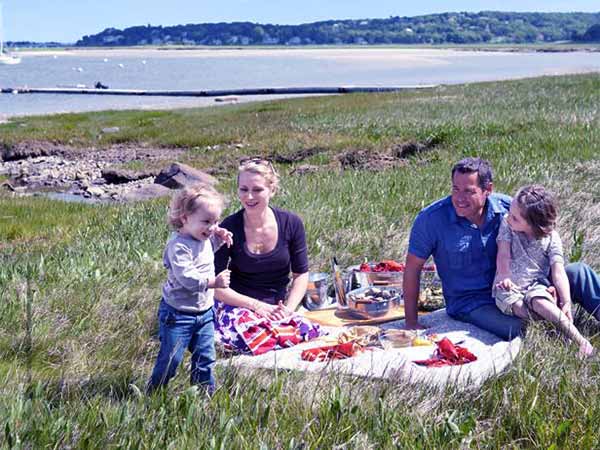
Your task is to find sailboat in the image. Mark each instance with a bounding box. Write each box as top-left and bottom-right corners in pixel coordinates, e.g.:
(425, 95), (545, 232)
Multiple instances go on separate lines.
(0, 4), (21, 65)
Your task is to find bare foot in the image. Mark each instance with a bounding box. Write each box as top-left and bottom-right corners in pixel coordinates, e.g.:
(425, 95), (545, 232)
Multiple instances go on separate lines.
(578, 339), (595, 359)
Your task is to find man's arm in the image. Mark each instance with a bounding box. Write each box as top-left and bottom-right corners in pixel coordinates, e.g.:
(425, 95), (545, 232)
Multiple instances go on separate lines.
(403, 252), (427, 329)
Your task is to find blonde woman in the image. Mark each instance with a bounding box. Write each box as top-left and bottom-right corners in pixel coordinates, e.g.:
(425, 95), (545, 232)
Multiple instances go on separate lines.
(214, 157), (323, 354)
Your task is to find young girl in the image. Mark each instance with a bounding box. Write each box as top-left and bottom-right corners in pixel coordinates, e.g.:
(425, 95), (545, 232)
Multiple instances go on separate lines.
(493, 184), (594, 357)
(147, 183), (233, 393)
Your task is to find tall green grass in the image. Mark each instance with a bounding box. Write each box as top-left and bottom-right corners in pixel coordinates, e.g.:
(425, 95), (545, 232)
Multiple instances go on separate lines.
(1, 73), (600, 448)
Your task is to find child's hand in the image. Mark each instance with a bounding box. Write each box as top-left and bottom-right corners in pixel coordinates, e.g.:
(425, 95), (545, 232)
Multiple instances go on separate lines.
(496, 278), (517, 291)
(560, 300), (574, 323)
(214, 269), (231, 288)
(546, 286), (558, 305)
(214, 227), (233, 248)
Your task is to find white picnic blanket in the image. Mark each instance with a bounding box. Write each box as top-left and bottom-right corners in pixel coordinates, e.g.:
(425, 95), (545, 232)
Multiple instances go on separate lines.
(217, 309), (522, 388)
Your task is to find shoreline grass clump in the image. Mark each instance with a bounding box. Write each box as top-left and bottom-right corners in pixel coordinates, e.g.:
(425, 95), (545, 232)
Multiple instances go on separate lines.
(1, 72), (600, 448)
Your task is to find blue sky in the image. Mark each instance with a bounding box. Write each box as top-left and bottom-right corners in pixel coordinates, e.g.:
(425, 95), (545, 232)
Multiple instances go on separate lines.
(3, 0), (599, 42)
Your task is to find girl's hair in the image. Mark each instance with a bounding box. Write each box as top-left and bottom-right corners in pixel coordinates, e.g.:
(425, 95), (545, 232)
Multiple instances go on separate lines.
(237, 157), (280, 193)
(168, 183), (226, 229)
(514, 184), (557, 239)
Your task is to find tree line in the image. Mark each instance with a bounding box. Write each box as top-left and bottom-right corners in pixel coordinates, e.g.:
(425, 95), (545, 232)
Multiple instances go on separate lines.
(75, 11), (600, 47)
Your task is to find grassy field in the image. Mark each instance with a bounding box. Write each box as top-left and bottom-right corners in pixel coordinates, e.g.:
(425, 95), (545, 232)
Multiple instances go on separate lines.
(2, 73), (600, 448)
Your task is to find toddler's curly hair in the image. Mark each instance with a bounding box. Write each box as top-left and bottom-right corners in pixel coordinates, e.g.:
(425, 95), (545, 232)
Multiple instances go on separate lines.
(168, 183), (226, 230)
(514, 184), (557, 239)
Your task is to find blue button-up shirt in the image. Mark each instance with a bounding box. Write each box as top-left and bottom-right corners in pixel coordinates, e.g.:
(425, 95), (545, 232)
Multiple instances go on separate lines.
(408, 193), (511, 316)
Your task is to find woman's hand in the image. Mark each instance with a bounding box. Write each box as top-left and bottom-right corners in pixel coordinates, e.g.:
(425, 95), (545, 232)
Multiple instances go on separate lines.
(251, 300), (278, 318)
(268, 301), (294, 321)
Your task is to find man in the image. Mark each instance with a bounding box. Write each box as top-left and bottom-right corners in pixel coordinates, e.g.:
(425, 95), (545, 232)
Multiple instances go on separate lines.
(403, 157), (600, 340)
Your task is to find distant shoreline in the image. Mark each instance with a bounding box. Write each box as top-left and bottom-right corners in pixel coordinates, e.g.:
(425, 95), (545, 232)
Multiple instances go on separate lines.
(15, 43), (600, 58)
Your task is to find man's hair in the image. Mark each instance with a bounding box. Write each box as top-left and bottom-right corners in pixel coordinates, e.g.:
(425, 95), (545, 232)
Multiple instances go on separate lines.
(515, 184), (557, 239)
(451, 157), (493, 190)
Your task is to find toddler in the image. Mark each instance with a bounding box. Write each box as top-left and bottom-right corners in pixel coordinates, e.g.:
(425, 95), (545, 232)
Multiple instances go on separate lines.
(493, 184), (594, 357)
(147, 183), (233, 393)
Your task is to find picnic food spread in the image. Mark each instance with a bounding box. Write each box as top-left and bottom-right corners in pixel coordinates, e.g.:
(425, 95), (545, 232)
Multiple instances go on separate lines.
(300, 325), (443, 362)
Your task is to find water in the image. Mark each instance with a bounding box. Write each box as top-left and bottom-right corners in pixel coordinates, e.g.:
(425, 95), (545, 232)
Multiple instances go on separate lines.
(2, 48), (600, 117)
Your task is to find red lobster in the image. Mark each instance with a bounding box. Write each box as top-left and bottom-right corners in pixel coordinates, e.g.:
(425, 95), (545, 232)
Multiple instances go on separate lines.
(359, 260), (406, 272)
(413, 337), (477, 367)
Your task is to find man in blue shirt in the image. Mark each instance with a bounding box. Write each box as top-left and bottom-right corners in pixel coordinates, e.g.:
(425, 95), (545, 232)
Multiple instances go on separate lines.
(403, 157), (600, 340)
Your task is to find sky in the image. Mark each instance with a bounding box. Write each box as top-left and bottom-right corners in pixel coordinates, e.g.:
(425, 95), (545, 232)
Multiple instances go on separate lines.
(2, 0), (599, 43)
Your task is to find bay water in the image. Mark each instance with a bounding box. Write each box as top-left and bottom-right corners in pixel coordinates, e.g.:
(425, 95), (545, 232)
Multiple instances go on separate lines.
(1, 48), (600, 118)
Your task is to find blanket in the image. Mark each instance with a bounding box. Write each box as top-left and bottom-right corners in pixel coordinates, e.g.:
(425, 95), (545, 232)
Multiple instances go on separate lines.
(217, 309), (522, 388)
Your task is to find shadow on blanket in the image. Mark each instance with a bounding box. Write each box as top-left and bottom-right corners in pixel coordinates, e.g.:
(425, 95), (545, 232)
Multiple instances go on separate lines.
(217, 309), (522, 388)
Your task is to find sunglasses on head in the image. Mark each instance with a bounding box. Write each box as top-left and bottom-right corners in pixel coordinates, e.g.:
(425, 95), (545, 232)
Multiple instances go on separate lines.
(239, 156), (276, 172)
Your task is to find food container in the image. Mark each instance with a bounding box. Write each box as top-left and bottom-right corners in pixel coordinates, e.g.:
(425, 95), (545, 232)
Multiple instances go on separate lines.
(350, 261), (405, 288)
(420, 264), (440, 289)
(303, 272), (333, 311)
(345, 286), (403, 319)
(351, 262), (439, 290)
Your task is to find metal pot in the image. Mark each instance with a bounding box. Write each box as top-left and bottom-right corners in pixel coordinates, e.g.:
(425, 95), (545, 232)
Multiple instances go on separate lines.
(303, 272), (332, 311)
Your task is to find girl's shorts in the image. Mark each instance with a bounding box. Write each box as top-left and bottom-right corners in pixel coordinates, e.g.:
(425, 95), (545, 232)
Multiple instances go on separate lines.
(494, 282), (555, 317)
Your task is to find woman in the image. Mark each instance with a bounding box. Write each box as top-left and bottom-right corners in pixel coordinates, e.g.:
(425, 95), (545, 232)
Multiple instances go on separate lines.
(214, 158), (323, 354)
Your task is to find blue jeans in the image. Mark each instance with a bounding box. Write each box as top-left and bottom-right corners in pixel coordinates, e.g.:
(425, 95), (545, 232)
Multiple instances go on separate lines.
(566, 262), (600, 319)
(452, 304), (524, 341)
(453, 262), (600, 341)
(148, 300), (216, 392)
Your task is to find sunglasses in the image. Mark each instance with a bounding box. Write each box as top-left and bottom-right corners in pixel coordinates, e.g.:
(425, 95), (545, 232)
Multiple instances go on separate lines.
(239, 157), (276, 173)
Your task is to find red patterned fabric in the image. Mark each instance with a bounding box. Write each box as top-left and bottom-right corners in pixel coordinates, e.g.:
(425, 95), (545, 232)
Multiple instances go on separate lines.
(413, 337), (477, 367)
(234, 310), (304, 356)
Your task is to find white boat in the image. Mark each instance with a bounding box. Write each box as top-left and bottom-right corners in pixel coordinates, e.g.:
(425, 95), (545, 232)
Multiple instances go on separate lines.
(0, 4), (21, 65)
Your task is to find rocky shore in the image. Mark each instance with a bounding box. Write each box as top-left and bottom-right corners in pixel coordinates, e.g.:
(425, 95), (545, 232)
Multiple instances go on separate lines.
(0, 141), (224, 202)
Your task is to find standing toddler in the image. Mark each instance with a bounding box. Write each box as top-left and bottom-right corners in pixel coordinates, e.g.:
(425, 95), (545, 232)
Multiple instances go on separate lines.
(493, 184), (593, 357)
(147, 183), (233, 393)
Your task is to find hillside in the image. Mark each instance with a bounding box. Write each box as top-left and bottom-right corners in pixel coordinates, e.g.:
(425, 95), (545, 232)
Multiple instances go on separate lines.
(75, 11), (600, 47)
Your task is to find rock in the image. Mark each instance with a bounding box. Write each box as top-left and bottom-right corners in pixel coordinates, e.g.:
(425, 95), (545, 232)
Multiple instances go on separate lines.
(290, 164), (320, 175)
(154, 163), (217, 190)
(1, 142), (64, 162)
(120, 184), (172, 202)
(86, 186), (105, 197)
(101, 127), (120, 134)
(0, 181), (16, 192)
(101, 168), (157, 185)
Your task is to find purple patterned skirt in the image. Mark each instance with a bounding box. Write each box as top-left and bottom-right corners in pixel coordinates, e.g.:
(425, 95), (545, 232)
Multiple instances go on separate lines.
(214, 301), (325, 355)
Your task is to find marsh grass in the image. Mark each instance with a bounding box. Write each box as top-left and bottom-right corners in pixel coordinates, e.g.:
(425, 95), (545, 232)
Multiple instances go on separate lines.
(2, 73), (600, 448)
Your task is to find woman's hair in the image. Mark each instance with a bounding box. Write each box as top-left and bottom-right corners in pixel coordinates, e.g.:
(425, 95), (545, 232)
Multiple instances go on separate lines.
(514, 184), (557, 239)
(238, 157), (280, 193)
(168, 183), (226, 229)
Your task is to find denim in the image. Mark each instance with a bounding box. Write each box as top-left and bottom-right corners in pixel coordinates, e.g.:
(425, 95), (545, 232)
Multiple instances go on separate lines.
(452, 262), (600, 341)
(148, 300), (216, 392)
(566, 262), (600, 320)
(452, 304), (524, 341)
(409, 194), (512, 316)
